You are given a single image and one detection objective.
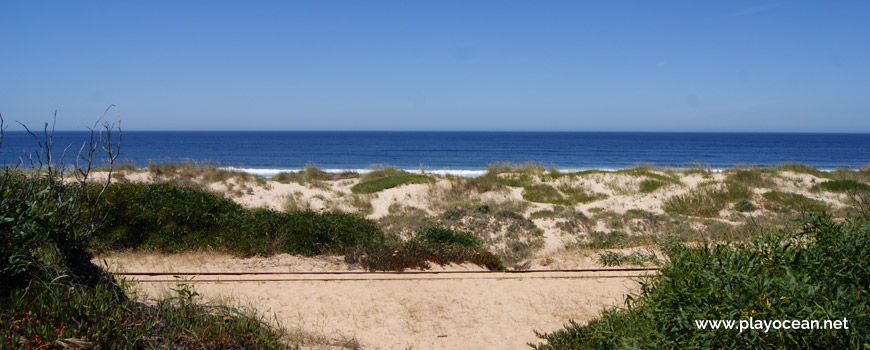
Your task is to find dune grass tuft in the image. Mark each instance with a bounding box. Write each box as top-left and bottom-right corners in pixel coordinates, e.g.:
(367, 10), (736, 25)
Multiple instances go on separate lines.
(762, 190), (828, 213)
(726, 169), (777, 188)
(663, 181), (752, 217)
(522, 183), (607, 205)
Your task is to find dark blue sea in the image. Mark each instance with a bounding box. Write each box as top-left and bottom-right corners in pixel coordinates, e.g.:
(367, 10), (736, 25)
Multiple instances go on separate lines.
(2, 131), (869, 176)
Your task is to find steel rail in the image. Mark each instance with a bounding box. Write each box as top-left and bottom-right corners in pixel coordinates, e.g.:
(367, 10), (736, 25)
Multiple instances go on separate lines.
(113, 267), (660, 276)
(127, 274), (653, 283)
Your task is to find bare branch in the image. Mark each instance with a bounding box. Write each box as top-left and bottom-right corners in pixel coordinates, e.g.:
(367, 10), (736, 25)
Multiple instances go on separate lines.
(17, 120), (45, 168)
(0, 113), (5, 151)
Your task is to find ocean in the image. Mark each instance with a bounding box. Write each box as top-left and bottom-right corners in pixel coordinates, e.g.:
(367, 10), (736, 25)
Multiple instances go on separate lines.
(2, 131), (869, 176)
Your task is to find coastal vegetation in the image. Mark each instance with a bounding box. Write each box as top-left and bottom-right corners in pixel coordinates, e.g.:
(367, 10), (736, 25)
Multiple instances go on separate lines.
(93, 182), (501, 272)
(104, 159), (870, 268)
(351, 169), (433, 194)
(663, 181), (753, 217)
(3, 118), (869, 348)
(816, 178), (870, 193)
(0, 121), (290, 348)
(761, 190), (828, 213)
(533, 213), (869, 349)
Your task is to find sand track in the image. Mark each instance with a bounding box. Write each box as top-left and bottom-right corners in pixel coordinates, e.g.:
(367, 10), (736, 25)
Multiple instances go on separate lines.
(101, 253), (641, 350)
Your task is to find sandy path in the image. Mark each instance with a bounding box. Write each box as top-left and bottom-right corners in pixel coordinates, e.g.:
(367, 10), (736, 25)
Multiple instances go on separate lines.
(101, 253), (640, 350)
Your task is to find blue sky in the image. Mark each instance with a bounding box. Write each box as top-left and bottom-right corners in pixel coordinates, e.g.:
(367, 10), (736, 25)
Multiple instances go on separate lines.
(1, 1), (868, 132)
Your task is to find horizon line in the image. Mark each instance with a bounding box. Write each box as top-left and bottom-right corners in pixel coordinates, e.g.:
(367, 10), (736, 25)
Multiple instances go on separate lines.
(6, 129), (870, 135)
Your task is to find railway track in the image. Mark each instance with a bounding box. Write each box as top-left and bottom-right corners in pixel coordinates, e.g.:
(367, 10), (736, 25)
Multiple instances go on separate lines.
(114, 267), (660, 283)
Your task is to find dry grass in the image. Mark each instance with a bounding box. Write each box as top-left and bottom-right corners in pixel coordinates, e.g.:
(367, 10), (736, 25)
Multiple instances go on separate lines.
(283, 192), (312, 212)
(343, 193), (374, 216)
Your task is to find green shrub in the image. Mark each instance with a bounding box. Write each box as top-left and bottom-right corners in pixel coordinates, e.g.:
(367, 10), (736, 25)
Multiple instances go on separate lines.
(347, 226), (504, 271)
(475, 172), (535, 188)
(816, 179), (870, 193)
(558, 184), (608, 204)
(473, 162), (543, 188)
(530, 206), (588, 220)
(1, 173), (285, 347)
(579, 231), (654, 249)
(1, 280), (288, 349)
(733, 199), (757, 212)
(619, 167), (681, 184)
(522, 184), (562, 203)
(530, 209), (557, 219)
(440, 208), (467, 221)
(639, 179), (668, 193)
(534, 214), (869, 349)
(597, 251), (659, 267)
(92, 182), (387, 256)
(0, 119), (289, 349)
(351, 172), (432, 194)
(500, 239), (542, 266)
(411, 226), (483, 249)
(762, 190), (827, 213)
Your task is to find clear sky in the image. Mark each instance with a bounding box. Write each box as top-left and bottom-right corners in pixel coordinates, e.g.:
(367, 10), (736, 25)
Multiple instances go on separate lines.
(1, 1), (868, 132)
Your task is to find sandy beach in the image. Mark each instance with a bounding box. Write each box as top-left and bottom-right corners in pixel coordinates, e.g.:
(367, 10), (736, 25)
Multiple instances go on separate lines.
(99, 253), (642, 349)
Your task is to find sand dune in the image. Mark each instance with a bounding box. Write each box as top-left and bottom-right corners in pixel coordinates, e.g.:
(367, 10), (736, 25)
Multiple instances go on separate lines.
(92, 165), (855, 348)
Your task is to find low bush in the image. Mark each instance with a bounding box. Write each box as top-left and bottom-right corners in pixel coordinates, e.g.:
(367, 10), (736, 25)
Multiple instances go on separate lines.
(347, 226), (504, 271)
(468, 162), (545, 188)
(522, 184), (562, 203)
(411, 226), (483, 249)
(541, 167), (680, 185)
(530, 206), (588, 220)
(664, 181), (753, 217)
(476, 172), (535, 188)
(733, 199), (757, 212)
(533, 213), (869, 349)
(351, 172), (432, 194)
(578, 231), (654, 249)
(360, 168), (407, 181)
(619, 167), (681, 184)
(522, 184), (606, 205)
(0, 118), (288, 349)
(1, 280), (288, 349)
(762, 190), (827, 214)
(272, 164), (342, 185)
(639, 179), (668, 193)
(597, 250), (659, 267)
(2, 168), (288, 348)
(816, 179), (870, 193)
(775, 162), (827, 177)
(726, 169), (776, 188)
(148, 160), (255, 186)
(558, 184), (608, 204)
(93, 182), (387, 256)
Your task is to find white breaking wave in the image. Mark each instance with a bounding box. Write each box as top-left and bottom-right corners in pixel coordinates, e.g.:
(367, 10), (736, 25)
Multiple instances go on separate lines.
(219, 166), (488, 178)
(220, 166), (755, 178)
